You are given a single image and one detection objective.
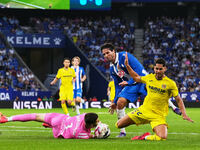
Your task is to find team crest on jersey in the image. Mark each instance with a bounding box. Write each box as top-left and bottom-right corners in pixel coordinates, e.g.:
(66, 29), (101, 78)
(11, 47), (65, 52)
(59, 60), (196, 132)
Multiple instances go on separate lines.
(117, 70), (125, 78)
(162, 84), (167, 89)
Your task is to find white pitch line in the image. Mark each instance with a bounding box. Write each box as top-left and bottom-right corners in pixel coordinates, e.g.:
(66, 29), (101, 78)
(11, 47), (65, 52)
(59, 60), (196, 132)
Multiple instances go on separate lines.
(0, 129), (52, 132)
(0, 125), (45, 129)
(0, 127), (199, 135)
(11, 0), (45, 9)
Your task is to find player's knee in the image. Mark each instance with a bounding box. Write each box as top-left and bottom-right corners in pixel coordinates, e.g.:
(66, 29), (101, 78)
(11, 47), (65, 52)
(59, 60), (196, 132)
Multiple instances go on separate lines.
(75, 97), (81, 103)
(156, 134), (167, 140)
(117, 98), (127, 109)
(115, 121), (120, 128)
(115, 121), (123, 128)
(160, 135), (167, 140)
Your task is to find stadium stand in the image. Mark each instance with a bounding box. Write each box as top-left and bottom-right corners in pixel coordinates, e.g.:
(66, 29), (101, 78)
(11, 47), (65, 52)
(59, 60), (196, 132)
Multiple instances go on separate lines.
(0, 16), (47, 91)
(143, 16), (200, 92)
(17, 16), (135, 77)
(0, 48), (42, 91)
(0, 14), (199, 93)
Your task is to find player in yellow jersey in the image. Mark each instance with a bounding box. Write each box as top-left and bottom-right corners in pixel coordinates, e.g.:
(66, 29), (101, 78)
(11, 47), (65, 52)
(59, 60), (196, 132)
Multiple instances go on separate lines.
(115, 52), (193, 141)
(50, 57), (76, 115)
(107, 78), (115, 103)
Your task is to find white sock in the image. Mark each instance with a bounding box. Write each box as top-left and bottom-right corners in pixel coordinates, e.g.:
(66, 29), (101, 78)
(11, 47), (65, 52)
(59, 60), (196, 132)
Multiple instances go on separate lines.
(117, 108), (126, 133)
(76, 105), (80, 115)
(7, 117), (13, 122)
(168, 99), (176, 110)
(81, 99), (85, 103)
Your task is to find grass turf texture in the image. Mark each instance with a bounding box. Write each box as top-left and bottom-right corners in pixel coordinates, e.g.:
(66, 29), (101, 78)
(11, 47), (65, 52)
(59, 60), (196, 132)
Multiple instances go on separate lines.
(0, 0), (70, 9)
(0, 108), (199, 150)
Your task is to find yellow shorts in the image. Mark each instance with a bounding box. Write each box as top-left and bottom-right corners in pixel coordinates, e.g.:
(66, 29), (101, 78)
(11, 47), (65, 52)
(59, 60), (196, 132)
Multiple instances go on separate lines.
(127, 108), (168, 130)
(59, 89), (73, 101)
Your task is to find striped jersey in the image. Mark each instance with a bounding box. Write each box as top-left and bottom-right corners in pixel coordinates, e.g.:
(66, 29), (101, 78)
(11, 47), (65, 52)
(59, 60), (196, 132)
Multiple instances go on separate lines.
(71, 66), (86, 90)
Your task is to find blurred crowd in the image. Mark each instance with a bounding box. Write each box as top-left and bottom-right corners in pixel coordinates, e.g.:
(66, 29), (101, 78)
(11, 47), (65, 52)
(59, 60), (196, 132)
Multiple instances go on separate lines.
(143, 16), (200, 92)
(0, 15), (199, 92)
(0, 16), (135, 77)
(28, 16), (135, 77)
(0, 48), (41, 91)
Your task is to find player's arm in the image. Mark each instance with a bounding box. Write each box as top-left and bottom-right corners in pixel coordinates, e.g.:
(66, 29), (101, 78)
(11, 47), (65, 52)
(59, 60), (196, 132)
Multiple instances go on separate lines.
(72, 69), (76, 82)
(81, 75), (86, 82)
(73, 77), (76, 82)
(50, 77), (58, 85)
(174, 95), (193, 123)
(107, 86), (110, 96)
(124, 52), (141, 83)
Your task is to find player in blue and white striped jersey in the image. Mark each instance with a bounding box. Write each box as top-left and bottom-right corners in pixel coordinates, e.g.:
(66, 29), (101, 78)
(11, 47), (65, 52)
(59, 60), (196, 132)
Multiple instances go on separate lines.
(71, 56), (86, 115)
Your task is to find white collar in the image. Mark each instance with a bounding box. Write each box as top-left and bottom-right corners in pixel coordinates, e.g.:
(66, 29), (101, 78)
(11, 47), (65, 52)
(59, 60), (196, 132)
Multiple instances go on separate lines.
(110, 52), (119, 67)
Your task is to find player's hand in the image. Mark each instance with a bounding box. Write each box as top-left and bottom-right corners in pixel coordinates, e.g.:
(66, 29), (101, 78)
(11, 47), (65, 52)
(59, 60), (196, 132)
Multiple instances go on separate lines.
(109, 103), (116, 115)
(124, 52), (129, 67)
(50, 81), (55, 86)
(182, 114), (194, 123)
(119, 81), (128, 87)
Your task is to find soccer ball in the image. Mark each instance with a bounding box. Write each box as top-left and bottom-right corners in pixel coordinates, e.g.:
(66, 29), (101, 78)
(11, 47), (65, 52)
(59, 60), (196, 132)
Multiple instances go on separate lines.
(94, 123), (110, 139)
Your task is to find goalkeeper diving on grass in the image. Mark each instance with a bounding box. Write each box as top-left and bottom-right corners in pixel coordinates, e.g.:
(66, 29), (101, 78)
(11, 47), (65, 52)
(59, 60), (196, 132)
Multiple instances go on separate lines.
(0, 112), (109, 139)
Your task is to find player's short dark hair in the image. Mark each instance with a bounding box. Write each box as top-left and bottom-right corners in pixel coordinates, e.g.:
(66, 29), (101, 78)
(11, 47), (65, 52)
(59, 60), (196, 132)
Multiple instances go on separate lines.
(63, 57), (70, 61)
(85, 113), (98, 126)
(100, 43), (115, 52)
(155, 58), (166, 67)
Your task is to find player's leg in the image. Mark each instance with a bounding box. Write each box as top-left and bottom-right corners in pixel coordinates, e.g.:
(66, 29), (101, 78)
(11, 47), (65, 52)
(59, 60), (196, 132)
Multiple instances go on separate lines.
(168, 99), (182, 115)
(74, 89), (84, 115)
(61, 100), (69, 115)
(0, 113), (46, 123)
(145, 124), (167, 141)
(116, 114), (135, 128)
(75, 97), (81, 115)
(116, 85), (141, 137)
(66, 89), (75, 111)
(59, 90), (69, 115)
(133, 116), (168, 141)
(116, 97), (127, 137)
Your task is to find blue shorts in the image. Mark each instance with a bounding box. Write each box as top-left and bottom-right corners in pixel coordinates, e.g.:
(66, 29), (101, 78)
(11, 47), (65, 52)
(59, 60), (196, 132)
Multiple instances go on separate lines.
(73, 89), (82, 98)
(117, 83), (147, 103)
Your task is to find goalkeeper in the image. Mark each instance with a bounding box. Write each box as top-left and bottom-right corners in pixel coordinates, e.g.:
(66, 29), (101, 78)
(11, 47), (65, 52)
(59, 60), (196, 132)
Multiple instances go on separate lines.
(0, 112), (99, 139)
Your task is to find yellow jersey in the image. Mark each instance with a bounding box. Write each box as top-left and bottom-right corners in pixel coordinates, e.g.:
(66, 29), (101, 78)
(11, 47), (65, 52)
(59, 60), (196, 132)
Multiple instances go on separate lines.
(108, 80), (115, 101)
(56, 67), (76, 89)
(140, 73), (179, 117)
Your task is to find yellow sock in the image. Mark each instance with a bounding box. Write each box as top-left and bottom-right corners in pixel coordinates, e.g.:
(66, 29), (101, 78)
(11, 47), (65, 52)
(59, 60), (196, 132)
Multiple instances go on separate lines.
(115, 122), (119, 128)
(145, 134), (163, 141)
(61, 103), (69, 115)
(71, 101), (75, 106)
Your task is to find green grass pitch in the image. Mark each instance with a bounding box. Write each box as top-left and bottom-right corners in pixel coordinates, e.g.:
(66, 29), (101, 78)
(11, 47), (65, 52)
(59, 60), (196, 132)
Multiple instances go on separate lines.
(0, 0), (70, 9)
(0, 108), (199, 150)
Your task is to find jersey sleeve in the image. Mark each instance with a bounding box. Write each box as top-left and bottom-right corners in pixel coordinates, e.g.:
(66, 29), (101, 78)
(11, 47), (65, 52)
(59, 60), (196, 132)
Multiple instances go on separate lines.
(82, 67), (86, 76)
(170, 80), (179, 97)
(56, 69), (61, 79)
(140, 74), (150, 84)
(121, 52), (146, 85)
(72, 68), (76, 78)
(76, 132), (90, 139)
